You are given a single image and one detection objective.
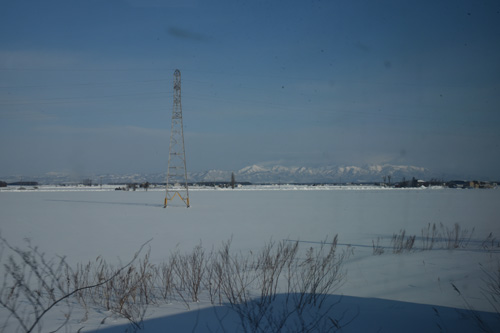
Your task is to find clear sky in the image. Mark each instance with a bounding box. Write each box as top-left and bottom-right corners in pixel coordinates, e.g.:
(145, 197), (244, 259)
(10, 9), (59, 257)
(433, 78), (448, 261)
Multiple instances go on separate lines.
(1, 0), (499, 179)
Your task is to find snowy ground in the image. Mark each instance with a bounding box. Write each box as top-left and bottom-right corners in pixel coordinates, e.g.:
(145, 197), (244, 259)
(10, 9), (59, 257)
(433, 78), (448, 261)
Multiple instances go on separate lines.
(1, 186), (499, 332)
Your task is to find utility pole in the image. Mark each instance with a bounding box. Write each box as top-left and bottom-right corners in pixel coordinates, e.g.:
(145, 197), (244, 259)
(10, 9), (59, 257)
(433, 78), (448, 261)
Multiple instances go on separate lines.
(164, 69), (190, 208)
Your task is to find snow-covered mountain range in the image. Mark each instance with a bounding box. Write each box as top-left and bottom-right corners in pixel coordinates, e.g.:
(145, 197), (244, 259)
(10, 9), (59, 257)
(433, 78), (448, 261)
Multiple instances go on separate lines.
(190, 164), (434, 184)
(2, 164), (441, 185)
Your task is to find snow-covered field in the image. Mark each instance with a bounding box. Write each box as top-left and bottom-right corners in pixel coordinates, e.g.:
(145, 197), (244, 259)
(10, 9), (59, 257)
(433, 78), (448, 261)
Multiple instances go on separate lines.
(1, 186), (499, 332)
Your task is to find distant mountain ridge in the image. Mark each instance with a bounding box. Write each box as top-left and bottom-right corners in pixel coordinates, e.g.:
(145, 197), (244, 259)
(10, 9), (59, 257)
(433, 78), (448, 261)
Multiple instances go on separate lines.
(2, 164), (442, 185)
(191, 164), (434, 184)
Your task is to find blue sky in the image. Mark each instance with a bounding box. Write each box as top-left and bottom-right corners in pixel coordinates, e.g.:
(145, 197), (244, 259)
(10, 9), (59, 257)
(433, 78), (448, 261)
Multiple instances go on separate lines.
(1, 0), (499, 179)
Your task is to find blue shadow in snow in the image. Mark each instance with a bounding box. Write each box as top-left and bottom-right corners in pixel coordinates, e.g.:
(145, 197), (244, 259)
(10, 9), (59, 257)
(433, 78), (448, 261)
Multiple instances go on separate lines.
(88, 294), (499, 332)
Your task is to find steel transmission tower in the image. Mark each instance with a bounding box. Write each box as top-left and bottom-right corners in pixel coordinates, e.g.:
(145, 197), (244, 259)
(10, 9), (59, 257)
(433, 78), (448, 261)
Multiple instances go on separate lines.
(164, 69), (190, 208)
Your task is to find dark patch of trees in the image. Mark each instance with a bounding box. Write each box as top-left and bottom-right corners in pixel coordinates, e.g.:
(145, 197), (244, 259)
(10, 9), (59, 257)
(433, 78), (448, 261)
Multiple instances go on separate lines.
(7, 181), (38, 186)
(230, 172), (236, 189)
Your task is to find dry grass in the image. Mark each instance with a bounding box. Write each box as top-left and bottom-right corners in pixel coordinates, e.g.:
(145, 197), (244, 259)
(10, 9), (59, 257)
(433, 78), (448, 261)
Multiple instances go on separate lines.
(373, 223), (478, 255)
(0, 235), (350, 332)
(391, 230), (416, 254)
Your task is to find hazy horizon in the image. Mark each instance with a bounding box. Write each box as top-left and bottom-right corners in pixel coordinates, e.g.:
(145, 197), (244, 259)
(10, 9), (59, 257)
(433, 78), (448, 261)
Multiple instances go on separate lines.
(2, 162), (497, 184)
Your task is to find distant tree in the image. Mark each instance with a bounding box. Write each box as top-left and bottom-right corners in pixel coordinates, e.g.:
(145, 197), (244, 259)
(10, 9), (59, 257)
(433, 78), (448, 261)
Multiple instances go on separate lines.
(230, 172), (236, 189)
(126, 183), (137, 191)
(144, 182), (150, 191)
(397, 177), (411, 188)
(429, 178), (443, 186)
(0, 181), (6, 188)
(411, 177), (418, 187)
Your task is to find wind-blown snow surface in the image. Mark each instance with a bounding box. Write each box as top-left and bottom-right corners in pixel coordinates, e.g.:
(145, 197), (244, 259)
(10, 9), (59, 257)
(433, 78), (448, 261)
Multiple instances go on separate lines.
(1, 186), (499, 332)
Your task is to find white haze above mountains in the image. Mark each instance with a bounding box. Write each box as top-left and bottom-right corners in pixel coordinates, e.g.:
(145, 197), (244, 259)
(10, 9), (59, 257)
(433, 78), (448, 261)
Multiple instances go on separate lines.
(2, 164), (458, 185)
(192, 164), (433, 184)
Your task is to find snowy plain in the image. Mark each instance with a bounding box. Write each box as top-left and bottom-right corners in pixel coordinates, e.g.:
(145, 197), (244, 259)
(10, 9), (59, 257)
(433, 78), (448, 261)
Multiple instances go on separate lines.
(1, 185), (499, 332)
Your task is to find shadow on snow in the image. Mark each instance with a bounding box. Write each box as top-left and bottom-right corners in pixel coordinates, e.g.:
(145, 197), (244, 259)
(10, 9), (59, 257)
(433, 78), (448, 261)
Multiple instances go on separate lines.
(88, 294), (500, 332)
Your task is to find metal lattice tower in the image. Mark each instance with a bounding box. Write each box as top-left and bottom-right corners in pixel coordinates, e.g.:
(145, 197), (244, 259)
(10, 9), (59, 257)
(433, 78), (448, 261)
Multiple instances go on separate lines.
(164, 69), (190, 208)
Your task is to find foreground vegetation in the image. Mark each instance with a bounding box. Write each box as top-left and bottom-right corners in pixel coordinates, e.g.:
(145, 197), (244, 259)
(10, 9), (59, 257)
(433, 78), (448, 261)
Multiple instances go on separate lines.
(2, 222), (499, 332)
(372, 222), (500, 255)
(0, 235), (349, 332)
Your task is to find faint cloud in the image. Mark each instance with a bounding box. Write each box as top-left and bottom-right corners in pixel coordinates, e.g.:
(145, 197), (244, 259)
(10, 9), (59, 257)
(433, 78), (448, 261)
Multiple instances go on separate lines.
(0, 50), (80, 69)
(38, 125), (166, 139)
(0, 110), (57, 121)
(353, 41), (371, 53)
(126, 0), (198, 8)
(168, 27), (209, 41)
